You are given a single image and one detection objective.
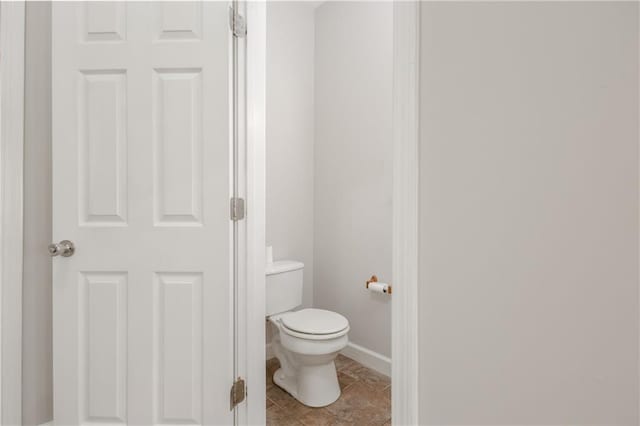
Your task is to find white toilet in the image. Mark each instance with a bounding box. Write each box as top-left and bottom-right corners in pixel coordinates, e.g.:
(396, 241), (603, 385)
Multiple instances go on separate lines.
(266, 257), (350, 407)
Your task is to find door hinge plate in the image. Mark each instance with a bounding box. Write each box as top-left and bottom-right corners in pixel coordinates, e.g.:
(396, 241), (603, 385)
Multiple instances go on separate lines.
(230, 377), (246, 410)
(229, 7), (247, 38)
(230, 197), (245, 221)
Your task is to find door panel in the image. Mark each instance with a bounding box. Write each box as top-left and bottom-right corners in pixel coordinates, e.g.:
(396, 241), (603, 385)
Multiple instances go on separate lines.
(78, 70), (128, 226)
(152, 69), (203, 226)
(52, 2), (232, 424)
(80, 272), (127, 421)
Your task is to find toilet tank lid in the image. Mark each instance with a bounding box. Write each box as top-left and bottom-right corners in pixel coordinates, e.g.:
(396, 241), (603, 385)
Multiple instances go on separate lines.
(265, 260), (304, 276)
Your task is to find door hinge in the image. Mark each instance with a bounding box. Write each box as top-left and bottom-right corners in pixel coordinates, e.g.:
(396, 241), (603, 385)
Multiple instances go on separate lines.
(229, 7), (247, 38)
(230, 377), (246, 410)
(230, 197), (245, 221)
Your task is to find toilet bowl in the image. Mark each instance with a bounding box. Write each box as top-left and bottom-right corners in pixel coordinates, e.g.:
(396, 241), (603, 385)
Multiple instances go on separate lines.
(269, 308), (349, 407)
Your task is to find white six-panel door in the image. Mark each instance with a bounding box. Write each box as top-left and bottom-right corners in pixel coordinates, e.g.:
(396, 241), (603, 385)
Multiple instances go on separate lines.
(52, 2), (233, 424)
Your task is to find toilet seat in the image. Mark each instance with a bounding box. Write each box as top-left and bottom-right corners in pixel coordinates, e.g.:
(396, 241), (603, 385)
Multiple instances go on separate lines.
(277, 309), (350, 341)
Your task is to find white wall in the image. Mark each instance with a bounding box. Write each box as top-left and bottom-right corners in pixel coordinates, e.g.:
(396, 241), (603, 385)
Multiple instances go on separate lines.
(266, 1), (316, 310)
(314, 2), (393, 358)
(22, 2), (52, 425)
(419, 2), (639, 424)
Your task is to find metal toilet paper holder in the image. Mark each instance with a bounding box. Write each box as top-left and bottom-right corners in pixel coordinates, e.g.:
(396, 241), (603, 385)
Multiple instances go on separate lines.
(366, 275), (392, 294)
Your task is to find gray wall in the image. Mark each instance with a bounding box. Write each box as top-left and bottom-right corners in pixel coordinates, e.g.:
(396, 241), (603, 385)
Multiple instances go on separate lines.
(22, 2), (52, 425)
(314, 1), (393, 358)
(266, 1), (316, 309)
(419, 2), (639, 424)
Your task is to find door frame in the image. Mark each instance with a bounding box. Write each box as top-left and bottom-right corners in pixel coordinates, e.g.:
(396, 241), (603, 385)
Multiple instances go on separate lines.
(243, 1), (267, 425)
(244, 1), (420, 424)
(391, 1), (420, 424)
(0, 1), (26, 424)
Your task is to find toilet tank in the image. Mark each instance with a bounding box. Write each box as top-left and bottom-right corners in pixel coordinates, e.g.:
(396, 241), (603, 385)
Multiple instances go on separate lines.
(266, 260), (304, 316)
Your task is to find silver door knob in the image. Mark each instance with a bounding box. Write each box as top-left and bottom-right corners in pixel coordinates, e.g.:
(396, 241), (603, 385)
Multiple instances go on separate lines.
(48, 240), (75, 257)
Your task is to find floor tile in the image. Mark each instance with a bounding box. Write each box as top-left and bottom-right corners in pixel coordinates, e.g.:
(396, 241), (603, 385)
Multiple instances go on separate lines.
(267, 404), (303, 426)
(337, 371), (357, 390)
(266, 355), (391, 425)
(267, 384), (313, 417)
(325, 382), (374, 414)
(298, 408), (337, 426)
(340, 362), (390, 393)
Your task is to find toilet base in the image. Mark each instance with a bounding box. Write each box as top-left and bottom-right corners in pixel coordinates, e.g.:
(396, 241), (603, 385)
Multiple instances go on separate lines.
(272, 361), (341, 408)
(273, 367), (298, 398)
(268, 314), (347, 408)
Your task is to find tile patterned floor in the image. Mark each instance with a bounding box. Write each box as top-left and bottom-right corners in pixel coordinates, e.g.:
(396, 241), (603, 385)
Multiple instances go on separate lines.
(266, 355), (391, 425)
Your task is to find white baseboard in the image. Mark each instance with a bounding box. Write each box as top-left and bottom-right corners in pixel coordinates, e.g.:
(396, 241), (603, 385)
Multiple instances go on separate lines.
(38, 422), (52, 426)
(266, 341), (391, 377)
(340, 342), (391, 377)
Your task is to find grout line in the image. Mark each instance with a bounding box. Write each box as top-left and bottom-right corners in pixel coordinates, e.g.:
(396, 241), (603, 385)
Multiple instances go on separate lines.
(341, 378), (359, 392)
(266, 396), (279, 410)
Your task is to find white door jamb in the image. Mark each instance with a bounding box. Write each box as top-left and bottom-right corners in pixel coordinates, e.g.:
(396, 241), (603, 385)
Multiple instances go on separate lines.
(0, 2), (26, 424)
(391, 1), (420, 424)
(244, 1), (267, 424)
